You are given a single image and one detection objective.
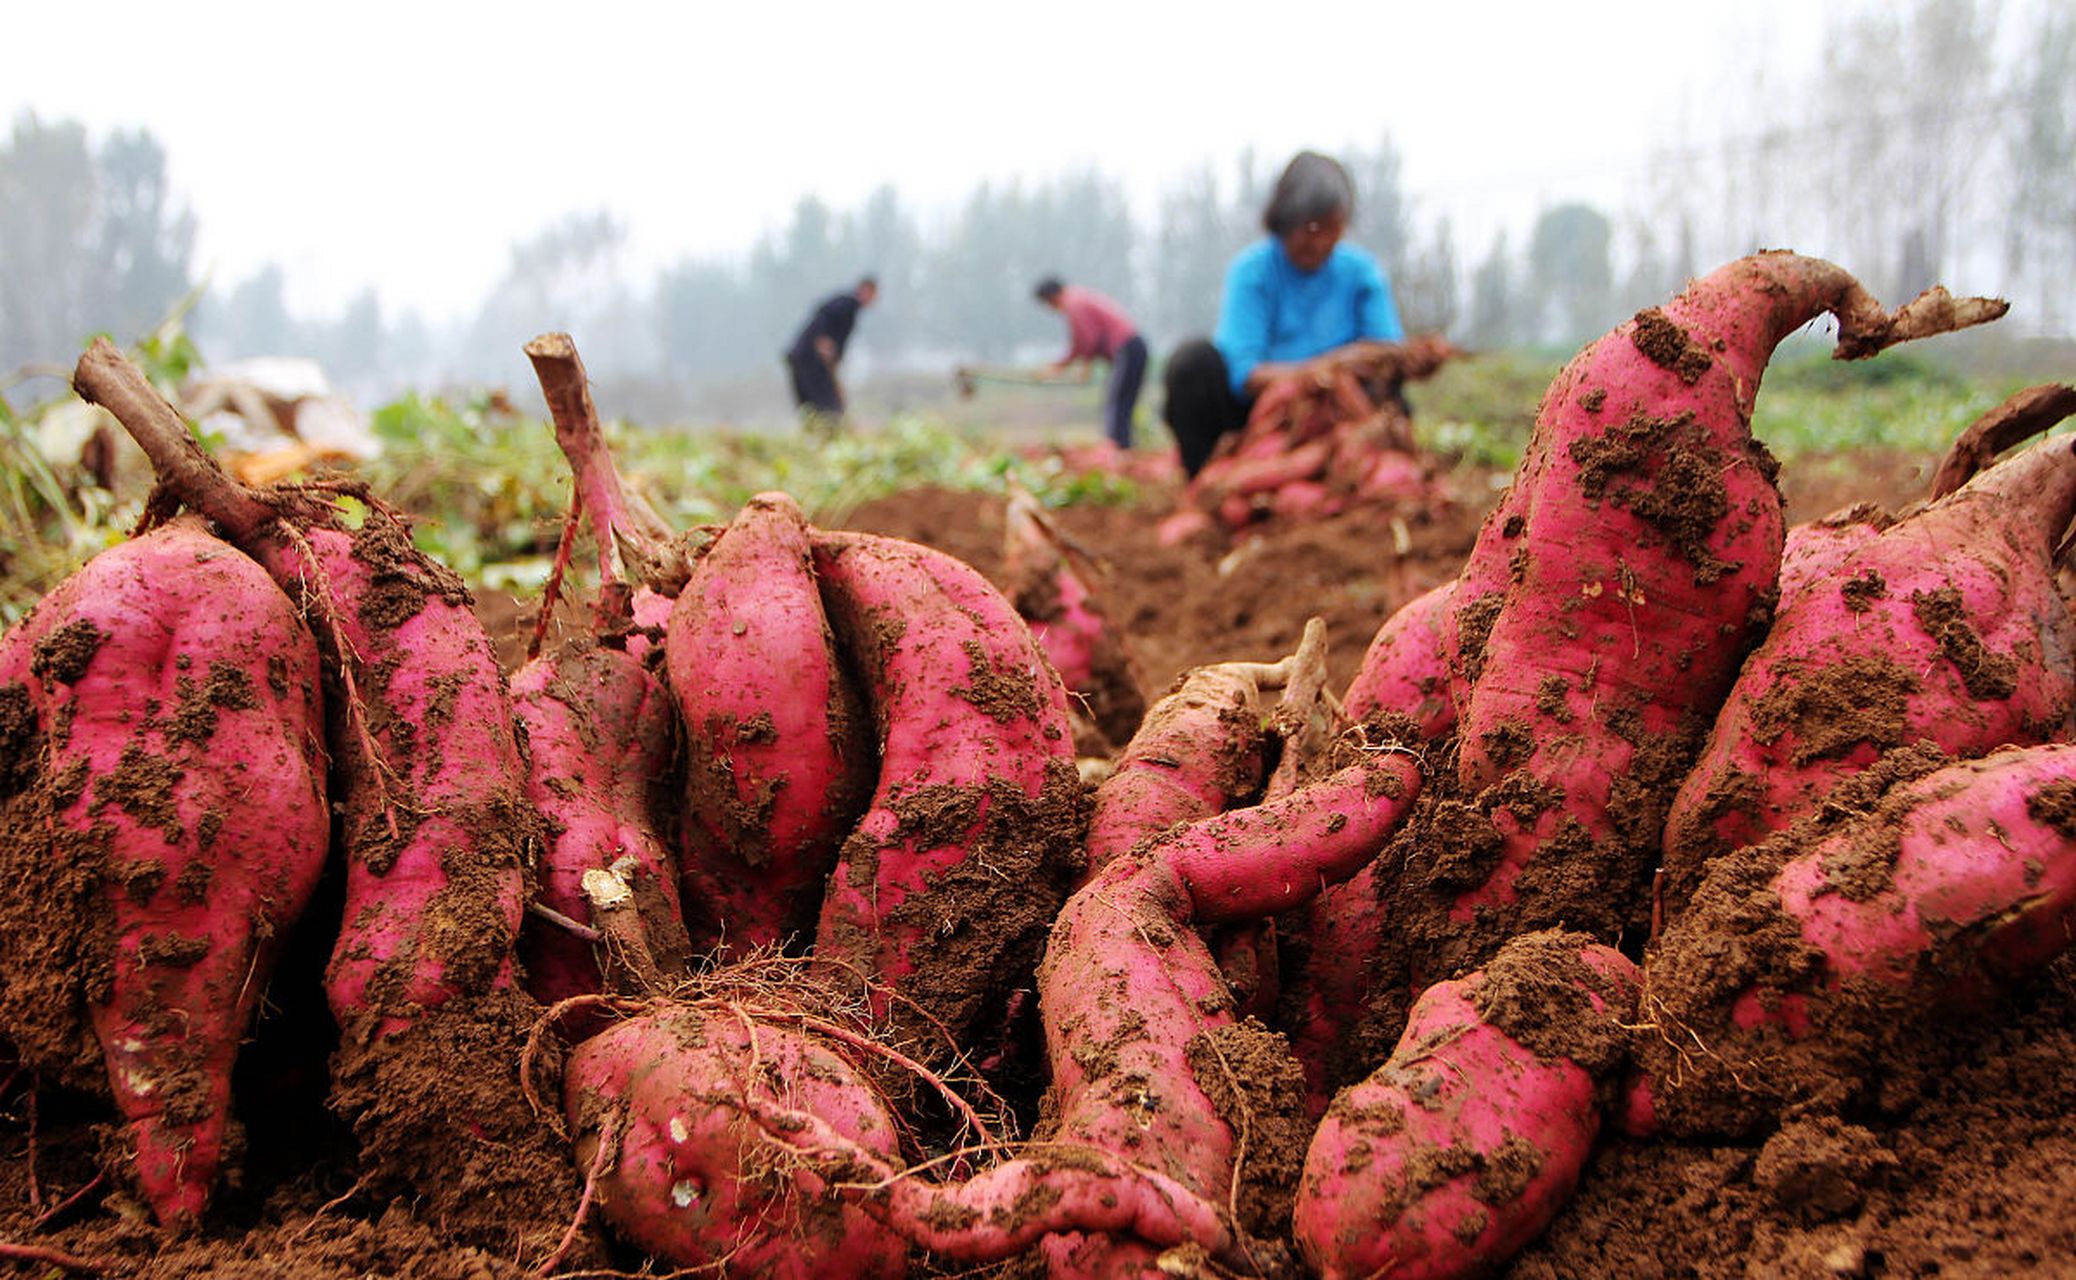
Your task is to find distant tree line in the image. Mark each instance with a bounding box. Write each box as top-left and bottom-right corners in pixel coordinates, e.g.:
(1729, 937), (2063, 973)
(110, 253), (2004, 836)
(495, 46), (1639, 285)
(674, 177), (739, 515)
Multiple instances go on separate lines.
(2, 0), (2070, 421)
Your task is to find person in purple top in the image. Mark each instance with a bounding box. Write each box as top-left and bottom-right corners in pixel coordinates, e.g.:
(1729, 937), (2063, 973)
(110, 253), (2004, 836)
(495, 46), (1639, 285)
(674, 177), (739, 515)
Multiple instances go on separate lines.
(1161, 151), (1407, 477)
(1035, 277), (1148, 449)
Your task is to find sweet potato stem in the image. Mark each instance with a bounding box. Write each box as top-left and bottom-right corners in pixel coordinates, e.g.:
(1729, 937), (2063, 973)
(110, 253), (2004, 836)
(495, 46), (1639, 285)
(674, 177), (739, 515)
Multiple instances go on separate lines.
(524, 332), (686, 596)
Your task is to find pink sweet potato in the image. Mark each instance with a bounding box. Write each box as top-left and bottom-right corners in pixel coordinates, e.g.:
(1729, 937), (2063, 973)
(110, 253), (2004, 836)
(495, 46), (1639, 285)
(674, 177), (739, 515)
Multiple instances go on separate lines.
(1662, 432), (2076, 911)
(667, 493), (874, 954)
(1343, 578), (1459, 739)
(514, 332), (695, 998)
(77, 340), (573, 1244)
(512, 644), (688, 1012)
(1776, 501), (1894, 604)
(562, 998), (909, 1278)
(1035, 745), (1422, 1276)
(1289, 580), (1462, 1113)
(1293, 932), (1640, 1280)
(810, 530), (1084, 1048)
(1002, 485), (1147, 752)
(1082, 656), (1276, 874)
(0, 516), (327, 1227)
(738, 1098), (1272, 1273)
(77, 341), (537, 1038)
(1423, 255), (2005, 968)
(1633, 743), (2076, 1137)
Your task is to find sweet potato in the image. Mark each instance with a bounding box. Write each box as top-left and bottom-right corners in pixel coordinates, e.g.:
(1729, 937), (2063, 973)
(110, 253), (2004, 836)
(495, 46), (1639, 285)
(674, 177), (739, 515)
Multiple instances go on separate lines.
(1035, 743), (1422, 1275)
(512, 644), (689, 1016)
(666, 493), (876, 954)
(1289, 581), (1461, 1113)
(1176, 338), (1456, 538)
(1776, 501), (1894, 604)
(1633, 742), (2076, 1138)
(562, 997), (909, 1278)
(1002, 485), (1147, 752)
(809, 530), (1085, 1049)
(514, 359), (692, 1011)
(76, 340), (573, 1245)
(1413, 255), (2005, 976)
(739, 1098), (1274, 1274)
(0, 516), (327, 1227)
(694, 738), (1411, 1278)
(1085, 624), (1329, 1027)
(1662, 431), (2076, 911)
(77, 341), (537, 1036)
(1082, 655), (1277, 874)
(1293, 932), (1640, 1280)
(1344, 578), (1458, 739)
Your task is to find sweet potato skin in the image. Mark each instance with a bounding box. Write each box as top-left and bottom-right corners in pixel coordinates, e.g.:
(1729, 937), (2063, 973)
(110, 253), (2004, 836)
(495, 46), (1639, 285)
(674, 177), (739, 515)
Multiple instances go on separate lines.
(0, 517), (328, 1226)
(563, 1002), (908, 1279)
(1294, 933), (1640, 1280)
(1636, 743), (2076, 1138)
(810, 530), (1083, 1048)
(1083, 662), (1268, 874)
(73, 340), (578, 1246)
(265, 520), (533, 1037)
(1661, 436), (2076, 910)
(1037, 752), (1421, 1275)
(1396, 255), (2002, 987)
(513, 643), (687, 1012)
(1343, 579), (1458, 739)
(666, 493), (873, 953)
(732, 1099), (1259, 1271)
(1003, 489), (1146, 750)
(1292, 582), (1461, 1112)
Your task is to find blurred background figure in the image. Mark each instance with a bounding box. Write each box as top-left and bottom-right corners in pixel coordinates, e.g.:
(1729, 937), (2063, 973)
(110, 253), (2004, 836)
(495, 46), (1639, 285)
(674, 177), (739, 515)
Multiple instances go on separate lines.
(1034, 276), (1147, 450)
(1162, 151), (1405, 477)
(784, 275), (877, 436)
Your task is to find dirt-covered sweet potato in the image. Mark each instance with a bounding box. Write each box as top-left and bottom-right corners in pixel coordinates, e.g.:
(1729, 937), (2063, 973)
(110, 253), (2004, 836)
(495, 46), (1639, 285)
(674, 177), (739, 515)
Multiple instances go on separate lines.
(1002, 484), (1147, 752)
(1662, 432), (2076, 911)
(1294, 932), (1640, 1280)
(562, 996), (909, 1279)
(1633, 743), (2076, 1138)
(76, 339), (575, 1251)
(0, 516), (327, 1227)
(809, 530), (1085, 1050)
(1405, 254), (2006, 980)
(513, 644), (688, 1015)
(1036, 739), (1422, 1276)
(667, 493), (874, 954)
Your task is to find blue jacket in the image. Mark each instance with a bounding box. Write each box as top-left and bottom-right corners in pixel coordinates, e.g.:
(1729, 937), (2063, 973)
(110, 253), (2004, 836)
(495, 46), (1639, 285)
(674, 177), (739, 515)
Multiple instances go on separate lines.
(1213, 240), (1405, 395)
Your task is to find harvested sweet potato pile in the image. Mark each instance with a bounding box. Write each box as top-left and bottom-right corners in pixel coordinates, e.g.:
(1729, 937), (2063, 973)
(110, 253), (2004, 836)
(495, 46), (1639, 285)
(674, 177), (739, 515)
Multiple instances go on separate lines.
(2, 258), (2070, 1279)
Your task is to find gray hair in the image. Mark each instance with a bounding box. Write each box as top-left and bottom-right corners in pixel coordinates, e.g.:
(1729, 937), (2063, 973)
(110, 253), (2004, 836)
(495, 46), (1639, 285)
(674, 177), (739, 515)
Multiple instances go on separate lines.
(1262, 151), (1355, 237)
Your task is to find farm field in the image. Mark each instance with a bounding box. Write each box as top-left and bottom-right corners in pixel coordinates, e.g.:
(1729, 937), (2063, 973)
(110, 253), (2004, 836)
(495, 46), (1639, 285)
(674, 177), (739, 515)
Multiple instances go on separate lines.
(1, 313), (2072, 1277)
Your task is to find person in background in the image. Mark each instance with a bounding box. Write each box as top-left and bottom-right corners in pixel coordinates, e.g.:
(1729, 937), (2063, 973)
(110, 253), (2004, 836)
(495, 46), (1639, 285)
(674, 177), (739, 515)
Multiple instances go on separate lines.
(1161, 151), (1406, 477)
(785, 275), (878, 434)
(1034, 276), (1148, 450)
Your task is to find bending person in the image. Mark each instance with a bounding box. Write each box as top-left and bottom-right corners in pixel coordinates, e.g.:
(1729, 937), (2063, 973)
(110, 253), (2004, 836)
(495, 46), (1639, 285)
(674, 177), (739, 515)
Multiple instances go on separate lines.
(1034, 276), (1148, 450)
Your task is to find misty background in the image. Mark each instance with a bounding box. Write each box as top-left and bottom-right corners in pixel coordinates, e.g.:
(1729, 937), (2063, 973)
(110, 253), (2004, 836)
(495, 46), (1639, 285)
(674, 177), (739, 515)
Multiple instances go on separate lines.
(1, 0), (2070, 427)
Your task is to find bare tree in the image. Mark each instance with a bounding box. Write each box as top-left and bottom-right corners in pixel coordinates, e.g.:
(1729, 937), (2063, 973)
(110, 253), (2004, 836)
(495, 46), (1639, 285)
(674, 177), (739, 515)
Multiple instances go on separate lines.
(1526, 202), (1615, 347)
(0, 114), (194, 371)
(1463, 231), (1516, 349)
(2004, 2), (2076, 329)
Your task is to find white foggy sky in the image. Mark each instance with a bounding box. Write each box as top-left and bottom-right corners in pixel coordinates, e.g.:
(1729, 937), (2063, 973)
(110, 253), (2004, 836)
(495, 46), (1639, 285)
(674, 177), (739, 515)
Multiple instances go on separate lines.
(6, 1), (1829, 321)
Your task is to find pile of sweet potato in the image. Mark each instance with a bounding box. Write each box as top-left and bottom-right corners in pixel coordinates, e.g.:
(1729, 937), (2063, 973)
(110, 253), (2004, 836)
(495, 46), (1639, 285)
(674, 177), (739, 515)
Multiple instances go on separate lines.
(3, 252), (2072, 1280)
(1158, 335), (1458, 545)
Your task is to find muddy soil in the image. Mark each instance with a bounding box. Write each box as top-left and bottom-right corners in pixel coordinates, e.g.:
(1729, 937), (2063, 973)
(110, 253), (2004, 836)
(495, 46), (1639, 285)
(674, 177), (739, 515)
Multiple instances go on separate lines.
(5, 446), (2069, 1277)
